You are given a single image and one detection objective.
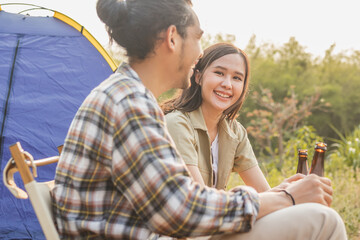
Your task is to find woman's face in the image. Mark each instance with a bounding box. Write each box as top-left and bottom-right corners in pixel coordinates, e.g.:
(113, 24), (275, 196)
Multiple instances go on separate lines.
(198, 53), (246, 117)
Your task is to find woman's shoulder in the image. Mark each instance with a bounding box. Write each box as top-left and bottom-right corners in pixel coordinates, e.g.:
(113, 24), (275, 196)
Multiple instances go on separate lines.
(224, 118), (248, 139)
(230, 119), (246, 130)
(165, 110), (196, 139)
(165, 109), (189, 123)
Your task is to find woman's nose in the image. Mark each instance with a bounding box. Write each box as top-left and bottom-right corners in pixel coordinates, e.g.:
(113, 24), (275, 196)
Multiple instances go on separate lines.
(221, 76), (232, 89)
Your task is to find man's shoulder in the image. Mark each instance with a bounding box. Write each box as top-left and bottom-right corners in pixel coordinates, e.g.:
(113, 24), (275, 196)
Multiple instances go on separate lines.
(95, 72), (147, 104)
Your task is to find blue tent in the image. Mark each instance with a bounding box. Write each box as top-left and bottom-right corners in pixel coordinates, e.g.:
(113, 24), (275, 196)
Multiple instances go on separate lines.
(0, 5), (116, 239)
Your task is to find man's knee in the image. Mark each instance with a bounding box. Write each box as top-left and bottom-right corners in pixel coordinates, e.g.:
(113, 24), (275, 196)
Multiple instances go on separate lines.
(209, 204), (347, 240)
(313, 204), (347, 238)
(290, 203), (347, 240)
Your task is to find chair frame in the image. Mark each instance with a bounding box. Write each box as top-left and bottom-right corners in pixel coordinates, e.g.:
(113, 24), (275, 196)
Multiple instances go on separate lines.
(3, 142), (60, 240)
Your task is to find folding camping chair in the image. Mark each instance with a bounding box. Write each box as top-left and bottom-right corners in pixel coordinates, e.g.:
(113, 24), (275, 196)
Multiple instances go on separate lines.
(3, 142), (61, 240)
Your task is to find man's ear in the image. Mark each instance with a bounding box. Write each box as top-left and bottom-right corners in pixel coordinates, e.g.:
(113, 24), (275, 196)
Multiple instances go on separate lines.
(195, 70), (201, 85)
(165, 25), (178, 52)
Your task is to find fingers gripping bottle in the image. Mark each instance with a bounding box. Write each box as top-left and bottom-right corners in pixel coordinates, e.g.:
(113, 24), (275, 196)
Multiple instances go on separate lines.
(309, 142), (327, 177)
(296, 149), (309, 175)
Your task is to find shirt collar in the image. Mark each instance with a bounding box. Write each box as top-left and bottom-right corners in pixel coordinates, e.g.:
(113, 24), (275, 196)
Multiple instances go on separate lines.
(188, 107), (238, 140)
(116, 62), (157, 101)
(188, 107), (208, 131)
(116, 62), (141, 83)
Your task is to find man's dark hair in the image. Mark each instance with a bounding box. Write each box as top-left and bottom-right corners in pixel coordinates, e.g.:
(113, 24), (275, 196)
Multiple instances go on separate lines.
(97, 0), (195, 60)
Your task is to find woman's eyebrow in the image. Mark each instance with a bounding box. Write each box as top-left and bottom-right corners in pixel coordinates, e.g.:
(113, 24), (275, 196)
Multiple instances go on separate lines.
(213, 66), (244, 76)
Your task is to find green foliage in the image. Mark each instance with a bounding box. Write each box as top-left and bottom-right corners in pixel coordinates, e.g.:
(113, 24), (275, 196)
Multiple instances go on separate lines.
(157, 88), (178, 104)
(244, 36), (360, 140)
(309, 46), (360, 138)
(245, 36), (316, 101)
(284, 125), (321, 155)
(331, 167), (360, 240)
(282, 125), (323, 170)
(201, 33), (236, 49)
(328, 124), (360, 176)
(260, 125), (324, 186)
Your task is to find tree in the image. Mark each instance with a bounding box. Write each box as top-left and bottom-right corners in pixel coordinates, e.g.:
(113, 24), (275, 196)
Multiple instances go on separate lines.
(311, 45), (360, 137)
(245, 86), (329, 167)
(201, 33), (236, 49)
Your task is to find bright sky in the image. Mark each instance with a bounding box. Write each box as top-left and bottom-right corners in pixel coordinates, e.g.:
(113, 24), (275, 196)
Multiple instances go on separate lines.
(2, 0), (360, 57)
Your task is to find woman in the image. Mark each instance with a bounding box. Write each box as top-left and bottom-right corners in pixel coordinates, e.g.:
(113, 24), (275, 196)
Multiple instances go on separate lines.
(162, 42), (270, 192)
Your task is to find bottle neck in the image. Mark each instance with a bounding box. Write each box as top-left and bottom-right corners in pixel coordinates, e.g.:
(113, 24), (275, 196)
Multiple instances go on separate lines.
(313, 150), (325, 160)
(310, 150), (325, 176)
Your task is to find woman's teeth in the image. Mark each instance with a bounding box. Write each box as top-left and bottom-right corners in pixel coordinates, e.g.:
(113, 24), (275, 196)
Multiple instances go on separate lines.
(215, 91), (231, 98)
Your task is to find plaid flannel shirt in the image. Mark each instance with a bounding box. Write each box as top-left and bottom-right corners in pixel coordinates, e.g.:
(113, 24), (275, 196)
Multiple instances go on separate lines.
(51, 63), (259, 239)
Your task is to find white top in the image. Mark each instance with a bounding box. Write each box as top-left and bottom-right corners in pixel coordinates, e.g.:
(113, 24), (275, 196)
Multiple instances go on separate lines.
(211, 134), (219, 187)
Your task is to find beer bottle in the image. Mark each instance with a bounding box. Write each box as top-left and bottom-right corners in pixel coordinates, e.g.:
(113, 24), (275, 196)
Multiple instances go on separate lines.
(309, 142), (327, 177)
(296, 149), (308, 175)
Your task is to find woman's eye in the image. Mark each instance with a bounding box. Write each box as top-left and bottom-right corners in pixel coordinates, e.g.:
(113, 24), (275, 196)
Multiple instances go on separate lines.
(214, 71), (224, 76)
(234, 76), (243, 81)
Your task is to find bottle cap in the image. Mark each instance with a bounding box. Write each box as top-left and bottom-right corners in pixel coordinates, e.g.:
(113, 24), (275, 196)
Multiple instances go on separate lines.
(315, 142), (327, 151)
(298, 149), (308, 156)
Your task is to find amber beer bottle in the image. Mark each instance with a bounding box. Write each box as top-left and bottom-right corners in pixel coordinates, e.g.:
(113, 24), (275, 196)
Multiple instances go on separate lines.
(296, 149), (308, 175)
(309, 142), (327, 177)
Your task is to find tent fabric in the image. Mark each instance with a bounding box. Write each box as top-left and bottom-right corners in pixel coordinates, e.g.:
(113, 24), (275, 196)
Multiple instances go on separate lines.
(0, 9), (115, 239)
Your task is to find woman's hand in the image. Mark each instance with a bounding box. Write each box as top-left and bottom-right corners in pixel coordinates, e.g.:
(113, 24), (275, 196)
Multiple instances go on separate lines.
(269, 173), (306, 192)
(285, 174), (333, 207)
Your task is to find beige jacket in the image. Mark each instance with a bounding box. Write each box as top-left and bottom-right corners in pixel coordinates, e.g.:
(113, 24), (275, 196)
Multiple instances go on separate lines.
(165, 108), (258, 190)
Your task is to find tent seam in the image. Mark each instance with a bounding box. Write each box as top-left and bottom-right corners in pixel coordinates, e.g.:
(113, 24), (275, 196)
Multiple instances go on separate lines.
(0, 39), (20, 166)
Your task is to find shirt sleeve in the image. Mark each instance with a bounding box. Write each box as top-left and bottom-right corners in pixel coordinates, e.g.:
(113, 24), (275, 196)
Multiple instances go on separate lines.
(112, 92), (259, 238)
(165, 111), (199, 166)
(233, 121), (259, 173)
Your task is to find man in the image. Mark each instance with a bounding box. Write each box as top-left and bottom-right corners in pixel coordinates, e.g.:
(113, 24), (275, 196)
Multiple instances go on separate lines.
(52, 0), (347, 239)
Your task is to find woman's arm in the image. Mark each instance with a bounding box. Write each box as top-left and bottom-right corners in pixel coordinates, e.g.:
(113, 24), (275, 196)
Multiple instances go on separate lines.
(232, 121), (270, 192)
(239, 165), (271, 192)
(186, 164), (206, 187)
